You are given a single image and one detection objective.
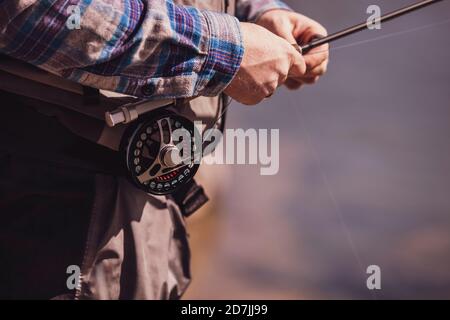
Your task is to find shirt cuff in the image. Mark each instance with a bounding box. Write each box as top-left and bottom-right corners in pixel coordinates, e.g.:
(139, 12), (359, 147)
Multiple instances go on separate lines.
(195, 10), (244, 97)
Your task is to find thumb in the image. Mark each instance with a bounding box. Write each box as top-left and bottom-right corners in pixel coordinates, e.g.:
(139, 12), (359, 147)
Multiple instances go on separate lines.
(273, 27), (306, 77)
(288, 45), (306, 78)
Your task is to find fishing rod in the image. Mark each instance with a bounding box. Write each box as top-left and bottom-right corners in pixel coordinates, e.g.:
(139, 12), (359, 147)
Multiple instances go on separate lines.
(300, 0), (445, 53)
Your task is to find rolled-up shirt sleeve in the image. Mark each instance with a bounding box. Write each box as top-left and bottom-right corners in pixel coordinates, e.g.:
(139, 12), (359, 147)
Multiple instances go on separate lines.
(0, 0), (244, 99)
(236, 0), (292, 22)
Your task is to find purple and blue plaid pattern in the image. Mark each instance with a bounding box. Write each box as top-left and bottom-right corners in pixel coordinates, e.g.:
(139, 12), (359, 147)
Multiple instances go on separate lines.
(0, 0), (290, 99)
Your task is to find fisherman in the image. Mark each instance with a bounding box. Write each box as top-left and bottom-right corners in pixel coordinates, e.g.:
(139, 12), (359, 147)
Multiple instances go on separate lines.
(0, 0), (328, 299)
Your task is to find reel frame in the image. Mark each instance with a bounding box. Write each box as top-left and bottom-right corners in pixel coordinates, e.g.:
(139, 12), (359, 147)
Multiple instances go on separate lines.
(120, 108), (201, 195)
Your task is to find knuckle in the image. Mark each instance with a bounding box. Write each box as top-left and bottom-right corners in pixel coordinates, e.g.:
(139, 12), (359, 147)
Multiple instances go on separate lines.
(262, 83), (276, 97)
(315, 66), (326, 76)
(255, 84), (269, 98)
(243, 100), (257, 106)
(243, 96), (259, 106)
(280, 66), (289, 78)
(299, 62), (307, 74)
(311, 76), (320, 84)
(317, 24), (328, 37)
(270, 78), (280, 90)
(303, 76), (319, 84)
(262, 87), (272, 97)
(264, 75), (280, 90)
(253, 96), (265, 105)
(269, 82), (278, 92)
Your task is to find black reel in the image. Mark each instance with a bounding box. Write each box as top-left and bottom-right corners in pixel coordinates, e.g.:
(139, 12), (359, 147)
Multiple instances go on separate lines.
(120, 109), (201, 195)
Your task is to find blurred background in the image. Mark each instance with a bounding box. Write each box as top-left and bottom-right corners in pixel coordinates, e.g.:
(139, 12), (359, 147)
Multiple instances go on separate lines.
(185, 0), (450, 299)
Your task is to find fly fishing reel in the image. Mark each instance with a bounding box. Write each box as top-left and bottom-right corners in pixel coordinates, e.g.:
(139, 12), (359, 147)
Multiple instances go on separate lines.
(120, 109), (201, 195)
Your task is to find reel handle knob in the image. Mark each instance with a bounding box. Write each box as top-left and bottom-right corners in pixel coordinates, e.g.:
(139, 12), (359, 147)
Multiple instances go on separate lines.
(160, 145), (183, 167)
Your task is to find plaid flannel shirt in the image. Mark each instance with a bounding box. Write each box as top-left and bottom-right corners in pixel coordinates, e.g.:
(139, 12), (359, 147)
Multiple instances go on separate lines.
(0, 0), (290, 99)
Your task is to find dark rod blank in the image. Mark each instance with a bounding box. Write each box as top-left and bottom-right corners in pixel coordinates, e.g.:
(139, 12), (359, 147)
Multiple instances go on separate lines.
(300, 0), (445, 53)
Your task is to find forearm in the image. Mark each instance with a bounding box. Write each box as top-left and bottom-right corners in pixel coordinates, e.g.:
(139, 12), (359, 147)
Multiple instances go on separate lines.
(0, 0), (244, 99)
(235, 0), (292, 22)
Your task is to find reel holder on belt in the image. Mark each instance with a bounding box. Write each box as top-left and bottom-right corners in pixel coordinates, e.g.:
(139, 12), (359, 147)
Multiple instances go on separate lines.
(114, 101), (212, 215)
(106, 95), (225, 199)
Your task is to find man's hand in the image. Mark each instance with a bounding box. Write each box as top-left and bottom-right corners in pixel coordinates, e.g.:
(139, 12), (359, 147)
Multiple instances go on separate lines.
(256, 10), (329, 89)
(224, 22), (307, 105)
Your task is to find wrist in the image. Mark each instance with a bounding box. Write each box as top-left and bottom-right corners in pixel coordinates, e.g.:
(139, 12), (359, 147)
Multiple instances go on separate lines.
(252, 2), (293, 23)
(256, 8), (292, 24)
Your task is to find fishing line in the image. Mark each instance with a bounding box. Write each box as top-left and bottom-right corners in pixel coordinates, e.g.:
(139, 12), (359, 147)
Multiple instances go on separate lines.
(289, 96), (374, 296)
(303, 17), (450, 57)
(213, 14), (450, 128)
(212, 2), (448, 296)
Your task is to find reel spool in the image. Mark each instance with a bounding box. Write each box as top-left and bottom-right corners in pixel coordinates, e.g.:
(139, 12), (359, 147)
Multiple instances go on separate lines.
(120, 109), (201, 195)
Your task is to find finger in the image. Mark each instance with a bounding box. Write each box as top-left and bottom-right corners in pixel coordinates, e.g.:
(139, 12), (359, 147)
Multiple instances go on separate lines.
(287, 75), (320, 84)
(293, 18), (328, 63)
(285, 78), (303, 90)
(306, 60), (328, 77)
(287, 45), (307, 78)
(305, 24), (328, 42)
(304, 44), (329, 71)
(286, 55), (327, 84)
(300, 75), (320, 85)
(293, 17), (328, 45)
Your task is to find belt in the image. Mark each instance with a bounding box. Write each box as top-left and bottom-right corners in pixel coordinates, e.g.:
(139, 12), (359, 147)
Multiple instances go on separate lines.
(0, 91), (123, 175)
(0, 90), (209, 216)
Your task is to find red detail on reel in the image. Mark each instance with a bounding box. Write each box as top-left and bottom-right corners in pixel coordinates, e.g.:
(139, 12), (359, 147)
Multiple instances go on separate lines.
(155, 169), (180, 181)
